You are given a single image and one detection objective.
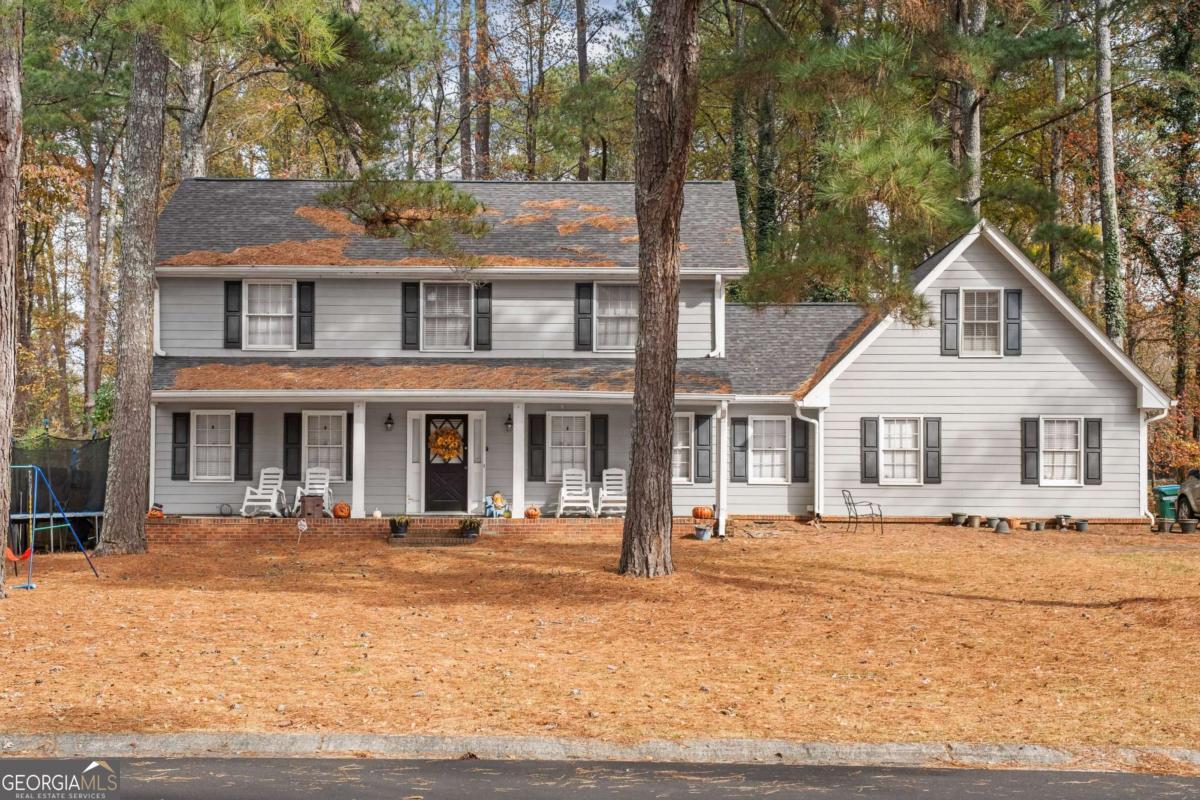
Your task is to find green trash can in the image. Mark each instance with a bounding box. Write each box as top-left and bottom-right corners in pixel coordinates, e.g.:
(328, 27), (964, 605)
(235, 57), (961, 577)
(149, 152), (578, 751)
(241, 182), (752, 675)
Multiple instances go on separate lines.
(1153, 484), (1180, 521)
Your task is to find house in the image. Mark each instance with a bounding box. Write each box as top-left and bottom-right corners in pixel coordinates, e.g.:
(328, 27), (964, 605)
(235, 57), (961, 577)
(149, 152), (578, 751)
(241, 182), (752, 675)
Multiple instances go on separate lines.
(149, 178), (1170, 526)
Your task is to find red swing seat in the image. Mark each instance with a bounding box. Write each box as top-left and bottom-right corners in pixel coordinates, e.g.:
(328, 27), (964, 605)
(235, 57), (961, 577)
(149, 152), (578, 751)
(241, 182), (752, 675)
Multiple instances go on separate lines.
(5, 546), (31, 574)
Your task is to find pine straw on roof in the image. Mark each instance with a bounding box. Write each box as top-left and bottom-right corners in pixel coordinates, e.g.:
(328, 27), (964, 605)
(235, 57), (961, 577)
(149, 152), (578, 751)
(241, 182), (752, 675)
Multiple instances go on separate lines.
(791, 312), (880, 399)
(4, 523), (1199, 768)
(162, 361), (732, 394)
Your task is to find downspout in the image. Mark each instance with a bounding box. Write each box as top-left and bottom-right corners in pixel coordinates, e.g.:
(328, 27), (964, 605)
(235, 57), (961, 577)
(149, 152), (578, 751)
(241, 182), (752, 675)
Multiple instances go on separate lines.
(794, 401), (822, 520)
(153, 285), (165, 356)
(1144, 404), (1172, 524)
(716, 400), (729, 534)
(708, 273), (724, 358)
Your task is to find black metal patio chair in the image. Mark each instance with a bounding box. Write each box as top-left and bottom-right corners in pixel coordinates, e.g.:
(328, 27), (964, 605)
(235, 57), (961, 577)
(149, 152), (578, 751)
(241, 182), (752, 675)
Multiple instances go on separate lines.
(842, 489), (883, 534)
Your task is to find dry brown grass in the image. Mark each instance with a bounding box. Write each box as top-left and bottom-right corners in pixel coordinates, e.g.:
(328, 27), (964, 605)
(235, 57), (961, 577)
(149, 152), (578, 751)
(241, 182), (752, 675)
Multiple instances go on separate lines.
(3, 524), (1199, 751)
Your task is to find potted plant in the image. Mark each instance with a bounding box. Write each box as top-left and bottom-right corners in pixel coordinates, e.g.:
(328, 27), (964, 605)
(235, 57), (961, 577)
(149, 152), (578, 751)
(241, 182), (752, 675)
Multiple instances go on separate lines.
(1074, 519), (1089, 532)
(389, 515), (411, 537)
(459, 516), (484, 538)
(1180, 519), (1198, 534)
(950, 512), (967, 526)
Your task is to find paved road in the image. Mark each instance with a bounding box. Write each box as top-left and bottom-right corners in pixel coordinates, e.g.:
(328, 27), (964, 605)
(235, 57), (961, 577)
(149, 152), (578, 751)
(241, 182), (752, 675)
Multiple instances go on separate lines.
(121, 758), (1200, 799)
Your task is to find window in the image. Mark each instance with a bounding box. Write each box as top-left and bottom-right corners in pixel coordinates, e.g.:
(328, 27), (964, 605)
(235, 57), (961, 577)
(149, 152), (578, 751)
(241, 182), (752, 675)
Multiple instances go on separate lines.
(595, 284), (639, 351)
(749, 416), (789, 484)
(244, 280), (296, 350)
(672, 413), (694, 483)
(880, 417), (922, 485)
(961, 289), (1001, 356)
(422, 282), (473, 351)
(547, 412), (589, 482)
(1041, 417), (1082, 486)
(191, 411), (234, 481)
(303, 411), (346, 481)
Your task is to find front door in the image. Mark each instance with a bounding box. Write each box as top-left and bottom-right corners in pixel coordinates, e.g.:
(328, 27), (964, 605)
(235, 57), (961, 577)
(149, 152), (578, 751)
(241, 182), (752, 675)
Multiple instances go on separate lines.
(425, 415), (469, 512)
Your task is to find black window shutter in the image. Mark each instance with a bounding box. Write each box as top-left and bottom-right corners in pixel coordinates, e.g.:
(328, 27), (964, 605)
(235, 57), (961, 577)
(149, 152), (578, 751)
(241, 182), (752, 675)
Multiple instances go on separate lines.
(923, 417), (942, 484)
(475, 283), (492, 350)
(223, 281), (242, 348)
(575, 283), (593, 350)
(940, 289), (959, 356)
(402, 282), (421, 350)
(235, 413), (254, 481)
(693, 414), (713, 484)
(283, 413), (303, 481)
(527, 414), (546, 481)
(1084, 418), (1102, 485)
(171, 412), (190, 480)
(791, 417), (809, 483)
(590, 415), (608, 481)
(297, 281), (315, 349)
(1004, 289), (1022, 356)
(1021, 418), (1040, 484)
(860, 417), (879, 483)
(345, 413), (354, 481)
(730, 417), (748, 483)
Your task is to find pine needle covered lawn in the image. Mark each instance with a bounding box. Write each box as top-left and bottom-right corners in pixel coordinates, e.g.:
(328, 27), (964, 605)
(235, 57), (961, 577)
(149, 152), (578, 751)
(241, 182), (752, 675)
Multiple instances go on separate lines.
(3, 524), (1198, 749)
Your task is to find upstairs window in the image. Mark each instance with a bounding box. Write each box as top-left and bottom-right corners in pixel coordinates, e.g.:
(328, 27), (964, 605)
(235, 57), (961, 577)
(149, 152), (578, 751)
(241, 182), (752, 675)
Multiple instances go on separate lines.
(961, 289), (1001, 356)
(547, 412), (589, 482)
(244, 281), (295, 350)
(1041, 417), (1081, 486)
(422, 282), (473, 351)
(595, 284), (639, 351)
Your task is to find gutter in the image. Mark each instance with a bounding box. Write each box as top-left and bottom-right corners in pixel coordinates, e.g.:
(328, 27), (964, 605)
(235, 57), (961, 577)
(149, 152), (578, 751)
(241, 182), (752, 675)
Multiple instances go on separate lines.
(1144, 403), (1173, 524)
(707, 274), (724, 358)
(150, 388), (737, 403)
(794, 401), (822, 519)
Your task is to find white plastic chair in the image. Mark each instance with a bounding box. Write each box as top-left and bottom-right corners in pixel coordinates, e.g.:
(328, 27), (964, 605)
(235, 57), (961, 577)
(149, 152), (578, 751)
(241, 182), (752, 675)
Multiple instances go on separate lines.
(596, 468), (628, 517)
(557, 468), (595, 517)
(241, 467), (286, 517)
(292, 467), (334, 516)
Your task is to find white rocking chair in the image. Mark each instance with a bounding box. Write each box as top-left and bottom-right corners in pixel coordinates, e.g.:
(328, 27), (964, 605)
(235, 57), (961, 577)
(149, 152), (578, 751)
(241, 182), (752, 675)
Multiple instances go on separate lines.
(557, 468), (595, 517)
(292, 467), (334, 516)
(596, 468), (628, 517)
(241, 467), (286, 517)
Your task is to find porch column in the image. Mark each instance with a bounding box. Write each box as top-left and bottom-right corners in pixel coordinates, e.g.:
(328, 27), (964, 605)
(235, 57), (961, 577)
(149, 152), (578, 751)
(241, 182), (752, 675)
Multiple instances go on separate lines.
(351, 401), (366, 518)
(148, 402), (157, 508)
(511, 402), (525, 517)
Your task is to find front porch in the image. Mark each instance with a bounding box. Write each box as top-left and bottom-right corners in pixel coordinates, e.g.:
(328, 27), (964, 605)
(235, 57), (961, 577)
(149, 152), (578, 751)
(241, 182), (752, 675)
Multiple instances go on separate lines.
(150, 397), (731, 522)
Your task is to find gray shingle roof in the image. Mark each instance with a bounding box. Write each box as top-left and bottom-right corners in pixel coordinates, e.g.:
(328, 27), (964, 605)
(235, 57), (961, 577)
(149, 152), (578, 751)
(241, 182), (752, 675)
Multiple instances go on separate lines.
(725, 303), (870, 395)
(155, 178), (748, 274)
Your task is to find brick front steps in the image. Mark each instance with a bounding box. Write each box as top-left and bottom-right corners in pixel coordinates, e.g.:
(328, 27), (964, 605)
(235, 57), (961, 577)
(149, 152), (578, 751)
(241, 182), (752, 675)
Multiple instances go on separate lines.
(146, 515), (709, 544)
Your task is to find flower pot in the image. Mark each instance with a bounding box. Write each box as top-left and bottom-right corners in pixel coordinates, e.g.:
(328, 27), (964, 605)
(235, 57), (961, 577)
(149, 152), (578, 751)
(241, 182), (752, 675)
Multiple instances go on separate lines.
(1156, 517), (1172, 534)
(694, 525), (712, 541)
(1180, 519), (1198, 534)
(986, 516), (1000, 528)
(951, 512), (967, 526)
(389, 520), (408, 537)
(1056, 515), (1072, 530)
(993, 520), (1011, 533)
(1007, 518), (1021, 530)
(462, 528), (481, 539)
(1074, 520), (1089, 532)
(965, 515), (982, 528)
(1030, 521), (1044, 532)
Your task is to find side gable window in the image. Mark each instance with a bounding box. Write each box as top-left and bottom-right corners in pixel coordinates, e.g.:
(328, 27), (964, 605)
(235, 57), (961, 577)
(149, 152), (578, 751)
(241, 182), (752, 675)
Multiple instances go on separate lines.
(422, 282), (474, 352)
(960, 288), (1002, 356)
(880, 417), (921, 485)
(244, 280), (296, 350)
(594, 283), (639, 351)
(1040, 417), (1082, 487)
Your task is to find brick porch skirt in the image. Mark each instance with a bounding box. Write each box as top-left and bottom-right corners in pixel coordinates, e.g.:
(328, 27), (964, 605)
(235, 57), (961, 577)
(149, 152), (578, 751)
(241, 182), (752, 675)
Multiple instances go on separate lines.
(146, 515), (708, 544)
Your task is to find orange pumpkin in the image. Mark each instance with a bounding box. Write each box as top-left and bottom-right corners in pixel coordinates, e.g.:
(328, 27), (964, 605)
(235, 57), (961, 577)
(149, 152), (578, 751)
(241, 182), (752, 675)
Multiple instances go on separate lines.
(692, 505), (714, 520)
(332, 502), (352, 519)
(524, 505), (542, 519)
(146, 507), (164, 520)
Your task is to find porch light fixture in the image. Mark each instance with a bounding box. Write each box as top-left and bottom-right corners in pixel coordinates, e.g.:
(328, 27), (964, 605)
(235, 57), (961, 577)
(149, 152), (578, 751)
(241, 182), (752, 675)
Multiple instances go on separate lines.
(505, 414), (513, 433)
(384, 413), (394, 432)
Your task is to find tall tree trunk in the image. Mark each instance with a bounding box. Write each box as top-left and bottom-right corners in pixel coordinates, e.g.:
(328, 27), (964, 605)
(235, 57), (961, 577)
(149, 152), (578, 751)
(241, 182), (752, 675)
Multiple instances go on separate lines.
(337, 0), (363, 177)
(960, 0), (987, 218)
(728, 4), (750, 250)
(98, 31), (169, 556)
(458, 0), (473, 179)
(179, 44), (208, 179)
(576, 0), (590, 180)
(1048, 0), (1069, 282)
(619, 0), (703, 578)
(433, 0), (448, 180)
(1095, 0), (1125, 345)
(84, 127), (109, 420)
(753, 88), (777, 263)
(599, 135), (608, 180)
(473, 0), (491, 178)
(0, 1), (23, 598)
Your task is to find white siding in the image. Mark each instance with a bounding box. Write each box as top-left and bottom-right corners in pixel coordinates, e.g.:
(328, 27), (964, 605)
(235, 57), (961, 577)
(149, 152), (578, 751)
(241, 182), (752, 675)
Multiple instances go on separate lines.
(159, 277), (715, 358)
(822, 238), (1142, 517)
(724, 403), (815, 516)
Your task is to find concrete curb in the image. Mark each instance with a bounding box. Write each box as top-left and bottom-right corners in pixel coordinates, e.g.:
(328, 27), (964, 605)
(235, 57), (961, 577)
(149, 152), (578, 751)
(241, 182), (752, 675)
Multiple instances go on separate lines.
(3, 733), (1199, 771)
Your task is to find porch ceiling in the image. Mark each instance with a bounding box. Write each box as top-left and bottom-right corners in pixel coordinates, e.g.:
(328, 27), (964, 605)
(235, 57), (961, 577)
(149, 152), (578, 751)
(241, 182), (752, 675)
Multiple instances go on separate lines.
(151, 356), (735, 396)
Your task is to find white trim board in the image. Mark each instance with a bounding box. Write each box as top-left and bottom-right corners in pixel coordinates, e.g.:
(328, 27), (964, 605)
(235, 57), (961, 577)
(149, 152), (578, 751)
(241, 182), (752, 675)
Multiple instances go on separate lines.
(797, 220), (1170, 411)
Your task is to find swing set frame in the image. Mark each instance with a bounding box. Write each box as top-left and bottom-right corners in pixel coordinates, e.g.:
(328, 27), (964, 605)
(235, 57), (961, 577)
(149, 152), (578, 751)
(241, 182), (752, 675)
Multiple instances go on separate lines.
(7, 464), (99, 588)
